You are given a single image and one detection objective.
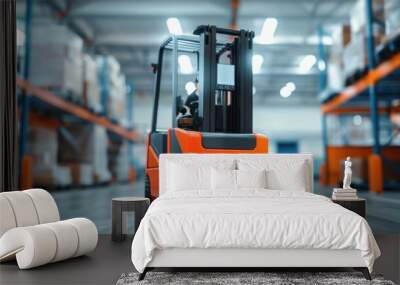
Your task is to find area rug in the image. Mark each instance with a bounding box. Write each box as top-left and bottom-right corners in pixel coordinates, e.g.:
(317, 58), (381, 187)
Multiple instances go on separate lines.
(116, 271), (395, 285)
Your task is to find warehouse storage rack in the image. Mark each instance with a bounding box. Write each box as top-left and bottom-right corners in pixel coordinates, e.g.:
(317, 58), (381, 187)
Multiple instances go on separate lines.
(319, 0), (400, 193)
(17, 0), (140, 189)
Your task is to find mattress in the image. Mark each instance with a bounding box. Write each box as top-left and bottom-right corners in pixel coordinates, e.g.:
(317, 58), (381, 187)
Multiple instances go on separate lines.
(131, 190), (380, 273)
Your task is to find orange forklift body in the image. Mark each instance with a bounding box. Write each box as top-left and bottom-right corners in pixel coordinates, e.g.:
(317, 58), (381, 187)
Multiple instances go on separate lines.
(145, 128), (268, 200)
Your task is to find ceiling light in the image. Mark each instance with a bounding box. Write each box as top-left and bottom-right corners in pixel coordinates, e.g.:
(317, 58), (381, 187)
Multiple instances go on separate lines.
(322, 35), (333, 45)
(280, 85), (292, 98)
(178, 55), (193, 74)
(252, 54), (264, 74)
(318, 60), (326, 71)
(252, 86), (256, 95)
(285, 82), (296, 92)
(353, 115), (363, 126)
(166, 17), (182, 35)
(254, 18), (278, 44)
(185, 81), (196, 95)
(299, 54), (317, 72)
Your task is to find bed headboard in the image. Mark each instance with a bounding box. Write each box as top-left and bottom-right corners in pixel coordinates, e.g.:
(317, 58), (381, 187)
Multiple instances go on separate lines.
(159, 153), (314, 195)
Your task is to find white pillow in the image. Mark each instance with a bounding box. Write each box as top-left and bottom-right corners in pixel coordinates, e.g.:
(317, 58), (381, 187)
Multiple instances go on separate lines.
(211, 169), (267, 190)
(167, 160), (235, 191)
(265, 163), (307, 191)
(238, 159), (308, 192)
(236, 169), (267, 189)
(211, 168), (237, 190)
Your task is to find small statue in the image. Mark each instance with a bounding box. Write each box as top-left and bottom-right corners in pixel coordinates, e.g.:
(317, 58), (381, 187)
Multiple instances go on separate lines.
(343, 156), (353, 189)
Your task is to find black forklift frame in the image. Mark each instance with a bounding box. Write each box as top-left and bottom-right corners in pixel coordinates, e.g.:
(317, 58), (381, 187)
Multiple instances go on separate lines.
(151, 26), (255, 134)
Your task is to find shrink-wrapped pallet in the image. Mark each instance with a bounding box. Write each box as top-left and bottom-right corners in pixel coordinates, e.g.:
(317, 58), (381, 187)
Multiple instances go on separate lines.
(57, 124), (111, 184)
(83, 54), (102, 113)
(30, 22), (83, 97)
(384, 0), (400, 37)
(26, 127), (72, 187)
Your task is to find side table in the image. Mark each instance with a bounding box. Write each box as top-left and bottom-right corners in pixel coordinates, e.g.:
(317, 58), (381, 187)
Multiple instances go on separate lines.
(112, 197), (150, 242)
(332, 198), (366, 218)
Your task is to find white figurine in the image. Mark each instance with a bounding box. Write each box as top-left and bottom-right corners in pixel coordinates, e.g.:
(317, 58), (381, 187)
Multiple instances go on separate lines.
(343, 156), (353, 189)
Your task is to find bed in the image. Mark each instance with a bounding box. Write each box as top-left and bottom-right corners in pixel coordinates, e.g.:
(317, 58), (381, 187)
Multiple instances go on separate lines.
(131, 154), (380, 280)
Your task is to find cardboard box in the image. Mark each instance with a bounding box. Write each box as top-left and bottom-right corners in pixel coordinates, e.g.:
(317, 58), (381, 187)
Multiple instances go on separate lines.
(332, 25), (351, 51)
(384, 0), (400, 37)
(58, 124), (95, 164)
(342, 31), (384, 78)
(350, 0), (385, 35)
(57, 124), (111, 183)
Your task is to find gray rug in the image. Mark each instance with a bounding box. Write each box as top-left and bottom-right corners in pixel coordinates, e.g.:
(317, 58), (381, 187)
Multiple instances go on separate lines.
(116, 271), (396, 285)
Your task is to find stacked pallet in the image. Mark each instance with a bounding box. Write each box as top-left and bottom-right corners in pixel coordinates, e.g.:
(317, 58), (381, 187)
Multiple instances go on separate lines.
(342, 0), (385, 83)
(30, 21), (84, 99)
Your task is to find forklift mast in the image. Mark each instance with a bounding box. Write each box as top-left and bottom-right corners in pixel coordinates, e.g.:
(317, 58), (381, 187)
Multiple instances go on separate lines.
(146, 25), (267, 200)
(151, 25), (255, 134)
(194, 25), (254, 134)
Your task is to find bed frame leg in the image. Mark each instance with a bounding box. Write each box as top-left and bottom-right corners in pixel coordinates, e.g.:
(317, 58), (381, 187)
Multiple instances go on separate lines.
(354, 267), (371, 280)
(138, 268), (148, 281)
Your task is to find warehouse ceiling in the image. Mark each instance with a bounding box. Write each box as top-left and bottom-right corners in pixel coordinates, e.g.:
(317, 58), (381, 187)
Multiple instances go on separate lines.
(17, 0), (356, 104)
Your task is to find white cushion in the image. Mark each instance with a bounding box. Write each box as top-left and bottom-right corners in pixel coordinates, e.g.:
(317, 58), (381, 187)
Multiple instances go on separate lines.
(0, 226), (57, 269)
(42, 221), (79, 262)
(167, 160), (235, 192)
(0, 189), (60, 236)
(65, 218), (98, 257)
(0, 191), (39, 227)
(0, 189), (97, 269)
(238, 159), (308, 191)
(0, 196), (17, 237)
(211, 169), (237, 190)
(0, 218), (97, 269)
(24, 189), (60, 223)
(159, 154), (313, 194)
(211, 169), (267, 191)
(236, 169), (267, 189)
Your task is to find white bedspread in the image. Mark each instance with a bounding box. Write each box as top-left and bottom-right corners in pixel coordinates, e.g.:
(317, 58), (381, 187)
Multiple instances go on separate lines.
(131, 190), (380, 273)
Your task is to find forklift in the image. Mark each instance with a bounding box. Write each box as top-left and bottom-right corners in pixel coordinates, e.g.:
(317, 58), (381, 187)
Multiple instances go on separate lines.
(145, 25), (269, 200)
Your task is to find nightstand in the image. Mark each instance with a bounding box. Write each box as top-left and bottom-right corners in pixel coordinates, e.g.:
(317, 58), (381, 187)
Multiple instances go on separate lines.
(332, 198), (366, 218)
(112, 197), (150, 242)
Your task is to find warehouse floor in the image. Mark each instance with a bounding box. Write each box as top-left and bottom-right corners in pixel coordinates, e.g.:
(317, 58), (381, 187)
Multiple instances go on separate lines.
(1, 180), (399, 284)
(52, 182), (144, 234)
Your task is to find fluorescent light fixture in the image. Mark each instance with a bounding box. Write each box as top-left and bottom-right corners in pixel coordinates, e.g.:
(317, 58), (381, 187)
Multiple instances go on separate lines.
(185, 81), (196, 95)
(286, 82), (296, 92)
(353, 115), (363, 126)
(166, 17), (182, 35)
(280, 86), (291, 98)
(299, 54), (317, 72)
(318, 60), (326, 71)
(255, 18), (278, 44)
(178, 55), (193, 74)
(323, 35), (333, 45)
(280, 82), (295, 98)
(252, 54), (264, 74)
